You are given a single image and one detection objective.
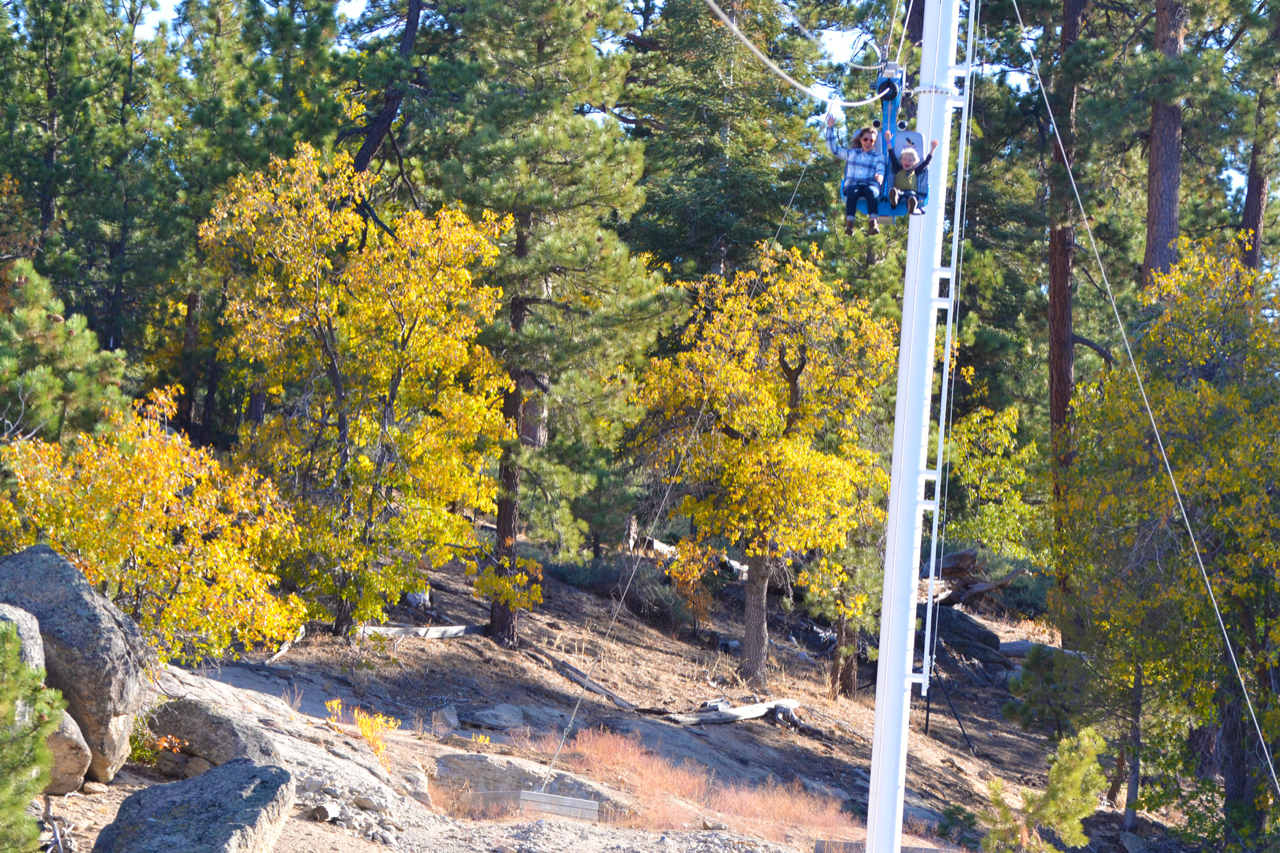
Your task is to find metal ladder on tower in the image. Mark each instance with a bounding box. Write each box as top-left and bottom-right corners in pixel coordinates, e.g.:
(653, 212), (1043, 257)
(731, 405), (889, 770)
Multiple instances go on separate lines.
(864, 0), (977, 848)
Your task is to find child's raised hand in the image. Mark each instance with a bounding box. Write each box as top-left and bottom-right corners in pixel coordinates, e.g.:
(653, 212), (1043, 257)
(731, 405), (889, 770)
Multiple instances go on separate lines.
(885, 129), (892, 140)
(930, 139), (939, 151)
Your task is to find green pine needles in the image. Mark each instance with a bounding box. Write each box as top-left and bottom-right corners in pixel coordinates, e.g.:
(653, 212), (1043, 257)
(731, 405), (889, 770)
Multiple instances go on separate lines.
(982, 727), (1107, 852)
(0, 623), (63, 852)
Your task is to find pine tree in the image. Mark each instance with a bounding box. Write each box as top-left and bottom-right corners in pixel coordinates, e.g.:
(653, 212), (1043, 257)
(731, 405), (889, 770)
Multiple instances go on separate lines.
(620, 0), (822, 276)
(0, 262), (125, 440)
(406, 0), (670, 646)
(0, 623), (62, 853)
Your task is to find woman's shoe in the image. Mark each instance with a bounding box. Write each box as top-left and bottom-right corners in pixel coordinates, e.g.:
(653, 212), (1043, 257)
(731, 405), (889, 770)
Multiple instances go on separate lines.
(867, 218), (880, 235)
(845, 216), (855, 236)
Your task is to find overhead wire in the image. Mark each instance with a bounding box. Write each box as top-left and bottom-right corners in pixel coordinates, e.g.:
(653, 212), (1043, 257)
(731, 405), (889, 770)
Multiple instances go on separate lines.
(894, 0), (916, 64)
(1007, 0), (1280, 800)
(927, 0), (980, 684)
(702, 0), (891, 108)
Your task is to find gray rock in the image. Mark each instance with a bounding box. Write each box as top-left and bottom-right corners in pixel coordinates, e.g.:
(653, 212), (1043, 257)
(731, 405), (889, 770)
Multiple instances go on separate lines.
(185, 756), (214, 778)
(916, 603), (1011, 669)
(148, 698), (282, 766)
(0, 545), (156, 782)
(354, 794), (390, 812)
(91, 758), (294, 853)
(463, 703), (524, 730)
(45, 711), (92, 795)
(433, 704), (460, 732)
(1120, 831), (1150, 853)
(310, 802), (340, 822)
(154, 749), (189, 779)
(434, 752), (628, 810)
(0, 603), (43, 671)
(796, 775), (851, 802)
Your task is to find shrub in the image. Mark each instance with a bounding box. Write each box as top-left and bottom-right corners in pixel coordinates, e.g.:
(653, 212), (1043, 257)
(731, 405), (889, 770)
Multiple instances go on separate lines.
(543, 559), (692, 629)
(0, 389), (306, 663)
(0, 623), (62, 852)
(982, 727), (1106, 852)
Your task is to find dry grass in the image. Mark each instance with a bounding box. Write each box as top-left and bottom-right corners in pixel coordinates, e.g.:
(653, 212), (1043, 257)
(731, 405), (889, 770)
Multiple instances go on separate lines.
(559, 729), (861, 844)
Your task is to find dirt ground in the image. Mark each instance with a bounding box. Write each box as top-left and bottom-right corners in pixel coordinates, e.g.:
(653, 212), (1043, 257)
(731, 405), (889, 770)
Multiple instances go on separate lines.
(43, 558), (1186, 853)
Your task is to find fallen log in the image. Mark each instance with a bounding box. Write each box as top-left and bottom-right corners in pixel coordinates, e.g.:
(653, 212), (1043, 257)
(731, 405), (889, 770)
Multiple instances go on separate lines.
(358, 624), (485, 639)
(999, 640), (1085, 660)
(522, 646), (637, 712)
(666, 698), (800, 726)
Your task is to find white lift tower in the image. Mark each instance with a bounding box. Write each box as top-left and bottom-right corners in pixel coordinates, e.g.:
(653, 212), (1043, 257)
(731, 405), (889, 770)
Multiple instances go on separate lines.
(865, 0), (974, 849)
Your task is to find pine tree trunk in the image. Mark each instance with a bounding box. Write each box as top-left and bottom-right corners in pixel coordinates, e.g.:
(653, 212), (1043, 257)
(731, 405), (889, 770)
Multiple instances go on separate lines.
(1239, 18), (1279, 271)
(840, 633), (858, 698)
(1120, 662), (1142, 831)
(1219, 649), (1263, 834)
(1048, 0), (1082, 452)
(198, 356), (222, 446)
(1142, 0), (1186, 285)
(830, 615), (848, 699)
(1106, 746), (1127, 806)
(490, 381), (523, 649)
(1241, 124), (1270, 271)
(740, 552), (770, 687)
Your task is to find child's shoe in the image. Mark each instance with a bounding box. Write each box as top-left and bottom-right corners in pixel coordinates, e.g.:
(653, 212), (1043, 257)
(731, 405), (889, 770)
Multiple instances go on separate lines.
(867, 218), (880, 235)
(888, 187), (900, 207)
(845, 216), (855, 236)
(907, 196), (918, 215)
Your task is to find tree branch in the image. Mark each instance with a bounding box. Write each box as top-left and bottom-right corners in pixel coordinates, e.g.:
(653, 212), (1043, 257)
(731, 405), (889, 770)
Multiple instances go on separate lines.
(1072, 333), (1115, 365)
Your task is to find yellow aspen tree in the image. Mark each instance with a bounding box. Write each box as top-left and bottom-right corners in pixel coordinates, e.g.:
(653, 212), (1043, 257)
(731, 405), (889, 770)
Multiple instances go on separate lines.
(200, 145), (512, 632)
(1062, 236), (1280, 839)
(634, 247), (896, 685)
(0, 389), (305, 662)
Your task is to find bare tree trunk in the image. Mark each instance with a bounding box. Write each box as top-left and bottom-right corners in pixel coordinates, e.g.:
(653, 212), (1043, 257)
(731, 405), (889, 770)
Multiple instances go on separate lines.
(177, 291), (203, 432)
(1142, 0), (1187, 285)
(1121, 662), (1143, 831)
(740, 552), (770, 686)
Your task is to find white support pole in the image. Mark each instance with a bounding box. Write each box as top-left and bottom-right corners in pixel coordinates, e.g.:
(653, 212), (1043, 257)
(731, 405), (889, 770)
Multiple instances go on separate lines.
(864, 0), (964, 848)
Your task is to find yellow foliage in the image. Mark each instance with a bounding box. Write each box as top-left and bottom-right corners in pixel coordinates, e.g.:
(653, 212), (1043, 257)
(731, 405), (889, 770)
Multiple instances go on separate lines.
(0, 389), (305, 663)
(635, 246), (896, 611)
(353, 707), (400, 770)
(948, 405), (1044, 560)
(467, 557), (543, 612)
(1061, 235), (1280, 732)
(200, 145), (511, 627)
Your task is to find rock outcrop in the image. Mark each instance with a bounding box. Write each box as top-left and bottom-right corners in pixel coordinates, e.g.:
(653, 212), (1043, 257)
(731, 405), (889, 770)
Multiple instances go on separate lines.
(148, 698), (282, 769)
(91, 758), (294, 853)
(46, 711), (92, 795)
(0, 602), (43, 670)
(0, 545), (155, 782)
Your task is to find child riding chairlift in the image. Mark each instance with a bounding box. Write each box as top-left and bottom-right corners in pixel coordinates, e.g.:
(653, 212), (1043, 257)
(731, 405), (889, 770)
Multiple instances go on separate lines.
(885, 129), (939, 216)
(825, 112), (940, 236)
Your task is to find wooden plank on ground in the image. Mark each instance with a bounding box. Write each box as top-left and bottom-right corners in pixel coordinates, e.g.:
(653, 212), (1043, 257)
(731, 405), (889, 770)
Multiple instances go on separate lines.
(666, 698), (800, 726)
(358, 624), (485, 639)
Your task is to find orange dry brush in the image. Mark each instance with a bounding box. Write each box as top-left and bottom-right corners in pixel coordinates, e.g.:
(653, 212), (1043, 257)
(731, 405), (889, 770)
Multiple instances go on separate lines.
(353, 708), (400, 771)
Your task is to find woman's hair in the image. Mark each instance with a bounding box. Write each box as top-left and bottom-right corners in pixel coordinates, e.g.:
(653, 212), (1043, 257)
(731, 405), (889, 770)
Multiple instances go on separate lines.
(856, 127), (876, 144)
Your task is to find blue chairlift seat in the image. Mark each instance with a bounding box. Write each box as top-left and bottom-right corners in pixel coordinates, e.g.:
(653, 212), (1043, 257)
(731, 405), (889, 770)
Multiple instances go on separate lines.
(838, 68), (930, 219)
